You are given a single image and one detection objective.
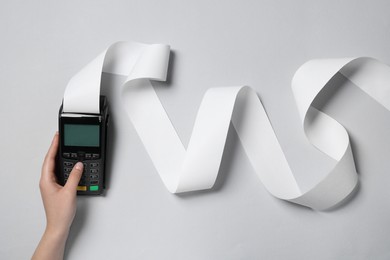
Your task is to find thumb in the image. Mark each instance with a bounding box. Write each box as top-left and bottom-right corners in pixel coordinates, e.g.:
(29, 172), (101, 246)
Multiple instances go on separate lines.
(64, 162), (84, 191)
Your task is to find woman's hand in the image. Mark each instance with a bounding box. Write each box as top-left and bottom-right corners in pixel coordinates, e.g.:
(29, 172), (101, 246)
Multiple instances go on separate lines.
(32, 132), (83, 260)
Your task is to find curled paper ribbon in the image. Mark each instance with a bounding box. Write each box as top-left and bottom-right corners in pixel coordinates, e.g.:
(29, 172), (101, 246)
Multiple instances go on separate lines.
(64, 41), (390, 210)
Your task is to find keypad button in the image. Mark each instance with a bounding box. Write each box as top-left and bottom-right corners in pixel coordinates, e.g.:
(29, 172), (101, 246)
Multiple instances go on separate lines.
(64, 162), (73, 167)
(71, 153), (78, 158)
(90, 163), (99, 168)
(77, 186), (87, 191)
(92, 154), (100, 159)
(90, 174), (99, 179)
(90, 169), (98, 174)
(90, 180), (99, 185)
(63, 153), (70, 158)
(85, 154), (92, 159)
(90, 185), (99, 191)
(77, 151), (85, 158)
(64, 168), (72, 172)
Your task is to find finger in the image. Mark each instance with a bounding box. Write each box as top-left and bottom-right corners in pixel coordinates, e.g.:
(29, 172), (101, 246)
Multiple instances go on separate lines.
(41, 132), (59, 182)
(64, 162), (83, 192)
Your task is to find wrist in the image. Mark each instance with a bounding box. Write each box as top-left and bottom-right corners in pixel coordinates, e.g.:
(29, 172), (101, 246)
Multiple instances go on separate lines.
(44, 225), (70, 241)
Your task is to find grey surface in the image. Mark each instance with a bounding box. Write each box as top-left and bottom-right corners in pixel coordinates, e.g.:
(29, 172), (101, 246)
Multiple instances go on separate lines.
(1, 0), (390, 259)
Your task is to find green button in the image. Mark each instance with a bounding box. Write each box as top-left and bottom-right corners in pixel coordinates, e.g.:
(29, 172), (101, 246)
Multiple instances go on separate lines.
(90, 185), (99, 191)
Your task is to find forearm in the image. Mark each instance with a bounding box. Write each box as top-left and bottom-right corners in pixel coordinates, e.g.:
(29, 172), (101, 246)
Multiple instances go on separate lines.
(32, 226), (69, 260)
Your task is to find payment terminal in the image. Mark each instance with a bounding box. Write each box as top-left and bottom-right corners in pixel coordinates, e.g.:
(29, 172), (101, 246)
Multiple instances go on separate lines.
(57, 96), (109, 195)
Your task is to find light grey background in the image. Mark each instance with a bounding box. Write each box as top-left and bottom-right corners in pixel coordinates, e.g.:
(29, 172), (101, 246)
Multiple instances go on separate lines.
(1, 0), (390, 259)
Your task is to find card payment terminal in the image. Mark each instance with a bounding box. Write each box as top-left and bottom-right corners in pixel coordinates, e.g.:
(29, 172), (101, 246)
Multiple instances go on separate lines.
(57, 96), (109, 195)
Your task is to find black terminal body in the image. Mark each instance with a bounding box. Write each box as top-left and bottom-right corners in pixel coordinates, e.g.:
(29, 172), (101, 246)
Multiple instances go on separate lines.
(57, 96), (109, 195)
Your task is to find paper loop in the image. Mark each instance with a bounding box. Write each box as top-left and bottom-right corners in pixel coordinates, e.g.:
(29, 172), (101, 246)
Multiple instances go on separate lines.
(64, 41), (390, 210)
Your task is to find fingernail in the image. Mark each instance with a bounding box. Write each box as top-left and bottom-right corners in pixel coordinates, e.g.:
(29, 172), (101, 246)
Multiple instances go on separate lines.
(75, 162), (83, 170)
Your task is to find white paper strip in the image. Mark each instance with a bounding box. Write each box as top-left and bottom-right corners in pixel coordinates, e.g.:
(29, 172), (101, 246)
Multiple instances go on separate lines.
(63, 41), (390, 210)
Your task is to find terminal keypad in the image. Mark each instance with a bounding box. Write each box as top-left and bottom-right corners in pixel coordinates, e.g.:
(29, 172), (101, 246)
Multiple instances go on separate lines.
(62, 153), (101, 192)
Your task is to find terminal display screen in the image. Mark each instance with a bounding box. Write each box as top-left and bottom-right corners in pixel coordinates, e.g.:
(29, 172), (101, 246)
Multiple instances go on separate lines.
(64, 124), (100, 147)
